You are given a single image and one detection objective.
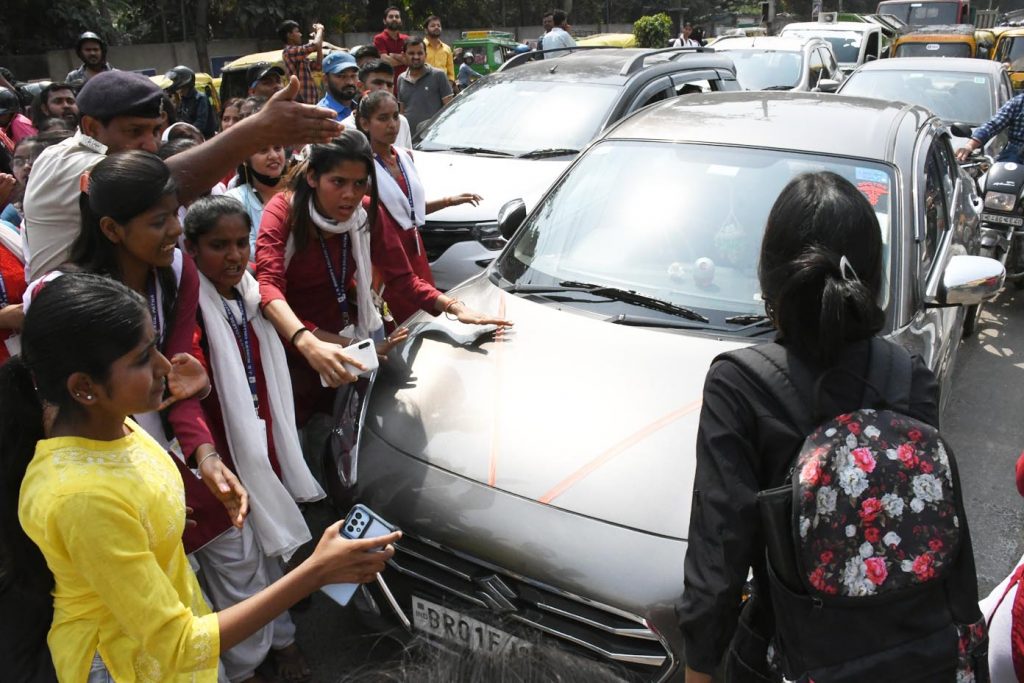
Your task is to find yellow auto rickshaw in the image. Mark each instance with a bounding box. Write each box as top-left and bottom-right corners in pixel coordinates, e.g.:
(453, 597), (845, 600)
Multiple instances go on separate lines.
(992, 26), (1024, 90)
(150, 71), (222, 113)
(218, 48), (336, 102)
(576, 33), (638, 47)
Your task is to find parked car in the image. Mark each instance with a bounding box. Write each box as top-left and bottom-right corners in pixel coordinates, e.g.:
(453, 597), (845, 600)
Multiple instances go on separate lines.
(837, 56), (1011, 160)
(780, 20), (892, 73)
(410, 47), (741, 291)
(339, 92), (1001, 682)
(711, 36), (844, 91)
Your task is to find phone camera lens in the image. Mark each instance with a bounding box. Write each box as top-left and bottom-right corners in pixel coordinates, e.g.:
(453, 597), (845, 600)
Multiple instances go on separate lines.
(355, 512), (363, 519)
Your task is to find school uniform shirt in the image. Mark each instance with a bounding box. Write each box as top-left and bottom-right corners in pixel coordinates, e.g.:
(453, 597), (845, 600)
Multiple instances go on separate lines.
(676, 338), (983, 674)
(255, 192), (440, 422)
(19, 420), (220, 682)
(194, 310), (282, 480)
(0, 241), (26, 365)
(377, 166), (436, 324)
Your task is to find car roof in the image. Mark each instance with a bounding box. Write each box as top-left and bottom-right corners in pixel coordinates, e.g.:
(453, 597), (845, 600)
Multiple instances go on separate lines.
(496, 47), (736, 85)
(712, 36), (816, 51)
(606, 92), (932, 161)
(852, 56), (1003, 73)
(782, 21), (877, 32)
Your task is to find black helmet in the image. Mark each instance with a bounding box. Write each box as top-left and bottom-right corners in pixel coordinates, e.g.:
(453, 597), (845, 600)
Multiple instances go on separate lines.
(0, 88), (20, 116)
(76, 31), (107, 58)
(164, 65), (196, 92)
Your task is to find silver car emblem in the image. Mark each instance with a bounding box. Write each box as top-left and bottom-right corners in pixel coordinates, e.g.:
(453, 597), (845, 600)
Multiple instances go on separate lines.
(474, 574), (517, 613)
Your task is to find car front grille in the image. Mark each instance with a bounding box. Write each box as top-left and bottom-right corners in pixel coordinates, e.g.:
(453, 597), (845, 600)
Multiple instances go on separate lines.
(381, 533), (673, 680)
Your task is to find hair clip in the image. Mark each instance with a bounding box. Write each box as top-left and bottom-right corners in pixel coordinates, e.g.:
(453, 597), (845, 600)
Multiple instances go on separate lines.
(839, 255), (859, 283)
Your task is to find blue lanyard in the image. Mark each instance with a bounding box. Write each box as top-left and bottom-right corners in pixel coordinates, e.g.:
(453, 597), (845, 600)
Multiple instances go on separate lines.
(146, 272), (162, 344)
(376, 151), (416, 225)
(0, 270), (7, 308)
(316, 230), (351, 326)
(221, 292), (260, 412)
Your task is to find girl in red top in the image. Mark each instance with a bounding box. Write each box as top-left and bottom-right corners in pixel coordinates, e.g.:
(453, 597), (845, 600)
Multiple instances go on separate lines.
(0, 227), (26, 364)
(356, 90), (484, 321)
(255, 129), (508, 425)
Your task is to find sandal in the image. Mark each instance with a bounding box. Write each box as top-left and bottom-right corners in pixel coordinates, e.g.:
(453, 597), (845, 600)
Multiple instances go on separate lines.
(269, 642), (312, 683)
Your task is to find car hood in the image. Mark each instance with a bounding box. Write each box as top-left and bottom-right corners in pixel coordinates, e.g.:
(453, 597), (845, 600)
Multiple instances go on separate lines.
(364, 276), (751, 539)
(413, 150), (572, 221)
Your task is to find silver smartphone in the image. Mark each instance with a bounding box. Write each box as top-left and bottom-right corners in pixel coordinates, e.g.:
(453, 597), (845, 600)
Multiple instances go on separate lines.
(320, 504), (397, 607)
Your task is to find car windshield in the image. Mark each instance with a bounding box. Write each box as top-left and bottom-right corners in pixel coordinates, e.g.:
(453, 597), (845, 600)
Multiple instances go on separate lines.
(718, 50), (803, 89)
(782, 30), (863, 63)
(496, 141), (895, 322)
(1000, 37), (1024, 68)
(840, 69), (993, 124)
(894, 41), (972, 57)
(415, 79), (619, 156)
(877, 0), (960, 26)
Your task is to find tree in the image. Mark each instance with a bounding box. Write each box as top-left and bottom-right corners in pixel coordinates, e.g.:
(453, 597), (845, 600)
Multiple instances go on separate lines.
(633, 12), (672, 48)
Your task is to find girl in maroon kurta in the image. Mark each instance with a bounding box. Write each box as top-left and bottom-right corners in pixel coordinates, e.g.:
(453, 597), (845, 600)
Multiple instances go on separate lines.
(356, 90), (486, 320)
(255, 129), (508, 426)
(0, 233), (27, 364)
(64, 151), (247, 555)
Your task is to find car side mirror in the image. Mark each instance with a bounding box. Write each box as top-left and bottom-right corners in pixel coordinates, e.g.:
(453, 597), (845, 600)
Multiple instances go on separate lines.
(949, 123), (974, 138)
(498, 198), (527, 240)
(816, 78), (840, 93)
(926, 254), (1005, 307)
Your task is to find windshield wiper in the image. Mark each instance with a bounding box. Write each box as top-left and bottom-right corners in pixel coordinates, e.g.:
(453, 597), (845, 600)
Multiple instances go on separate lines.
(510, 280), (710, 323)
(607, 314), (710, 329)
(762, 85), (795, 91)
(518, 148), (580, 159)
(446, 146), (514, 157)
(724, 313), (771, 325)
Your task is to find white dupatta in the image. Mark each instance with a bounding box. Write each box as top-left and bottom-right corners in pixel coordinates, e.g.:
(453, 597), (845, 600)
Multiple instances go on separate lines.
(198, 270), (324, 561)
(373, 146), (426, 231)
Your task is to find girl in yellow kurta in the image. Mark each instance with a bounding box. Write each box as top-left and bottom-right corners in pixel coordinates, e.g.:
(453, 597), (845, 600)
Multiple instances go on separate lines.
(4, 273), (400, 682)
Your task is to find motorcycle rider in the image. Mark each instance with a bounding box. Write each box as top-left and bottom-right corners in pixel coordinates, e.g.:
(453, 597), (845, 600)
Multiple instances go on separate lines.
(65, 31), (114, 89)
(164, 65), (216, 139)
(956, 91), (1024, 163)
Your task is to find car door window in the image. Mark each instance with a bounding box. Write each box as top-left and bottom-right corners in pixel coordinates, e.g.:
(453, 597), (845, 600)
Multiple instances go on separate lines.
(921, 144), (951, 275)
(808, 47), (824, 85)
(670, 70), (720, 95)
(865, 32), (880, 60)
(630, 77), (674, 110)
(821, 49), (839, 78)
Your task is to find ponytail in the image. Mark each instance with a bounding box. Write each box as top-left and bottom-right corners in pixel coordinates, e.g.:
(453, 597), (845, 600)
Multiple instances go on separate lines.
(0, 274), (149, 596)
(0, 356), (49, 594)
(760, 172), (885, 366)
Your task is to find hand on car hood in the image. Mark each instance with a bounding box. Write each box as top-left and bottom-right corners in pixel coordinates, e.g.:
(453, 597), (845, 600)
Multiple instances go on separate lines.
(364, 276), (750, 539)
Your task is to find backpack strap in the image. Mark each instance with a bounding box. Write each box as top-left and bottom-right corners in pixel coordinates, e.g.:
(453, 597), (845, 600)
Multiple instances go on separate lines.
(715, 343), (816, 435)
(865, 337), (913, 414)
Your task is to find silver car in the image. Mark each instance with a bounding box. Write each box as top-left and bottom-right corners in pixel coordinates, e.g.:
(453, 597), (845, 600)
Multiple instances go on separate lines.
(711, 36), (844, 91)
(837, 56), (1012, 162)
(342, 93), (1001, 681)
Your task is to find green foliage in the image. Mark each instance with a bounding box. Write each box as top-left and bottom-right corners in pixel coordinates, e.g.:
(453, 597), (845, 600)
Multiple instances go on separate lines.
(633, 13), (672, 49)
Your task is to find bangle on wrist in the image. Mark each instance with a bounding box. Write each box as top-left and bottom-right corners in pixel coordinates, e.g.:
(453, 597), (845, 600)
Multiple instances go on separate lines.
(444, 299), (462, 320)
(197, 383), (212, 401)
(290, 327), (311, 346)
(197, 452), (221, 472)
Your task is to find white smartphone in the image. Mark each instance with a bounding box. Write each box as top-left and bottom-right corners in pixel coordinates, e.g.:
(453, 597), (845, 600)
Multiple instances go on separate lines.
(319, 339), (380, 387)
(344, 338), (379, 377)
(320, 504), (397, 607)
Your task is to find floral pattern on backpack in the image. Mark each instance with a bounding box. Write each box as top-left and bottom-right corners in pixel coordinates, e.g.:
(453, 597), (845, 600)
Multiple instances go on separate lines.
(794, 409), (961, 597)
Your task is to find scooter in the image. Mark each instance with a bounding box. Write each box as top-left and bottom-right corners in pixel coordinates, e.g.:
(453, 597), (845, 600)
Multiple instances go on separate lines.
(971, 156), (1024, 283)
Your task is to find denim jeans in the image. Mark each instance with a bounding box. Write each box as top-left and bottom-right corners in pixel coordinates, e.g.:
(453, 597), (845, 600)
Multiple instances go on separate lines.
(996, 141), (1024, 163)
(87, 652), (113, 683)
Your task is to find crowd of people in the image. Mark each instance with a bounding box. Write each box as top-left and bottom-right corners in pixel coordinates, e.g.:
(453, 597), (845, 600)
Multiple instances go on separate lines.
(3, 9), (1024, 683)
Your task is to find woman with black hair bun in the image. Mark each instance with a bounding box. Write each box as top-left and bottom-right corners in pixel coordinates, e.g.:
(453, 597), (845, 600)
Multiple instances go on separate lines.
(677, 172), (985, 682)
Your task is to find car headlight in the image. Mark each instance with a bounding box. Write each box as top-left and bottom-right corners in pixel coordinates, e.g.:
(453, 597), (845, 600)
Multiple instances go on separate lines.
(984, 191), (1017, 212)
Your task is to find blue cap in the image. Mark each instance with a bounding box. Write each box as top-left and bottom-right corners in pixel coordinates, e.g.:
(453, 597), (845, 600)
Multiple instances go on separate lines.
(322, 51), (358, 74)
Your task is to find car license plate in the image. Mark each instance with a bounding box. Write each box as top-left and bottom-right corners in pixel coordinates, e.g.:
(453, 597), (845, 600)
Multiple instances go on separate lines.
(412, 596), (530, 655)
(981, 212), (1024, 226)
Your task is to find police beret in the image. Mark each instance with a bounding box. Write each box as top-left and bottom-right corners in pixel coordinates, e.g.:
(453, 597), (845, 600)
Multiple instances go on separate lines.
(77, 70), (165, 120)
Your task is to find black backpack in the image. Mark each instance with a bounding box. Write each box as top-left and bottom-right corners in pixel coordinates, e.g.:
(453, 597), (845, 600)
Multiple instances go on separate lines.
(722, 338), (987, 683)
